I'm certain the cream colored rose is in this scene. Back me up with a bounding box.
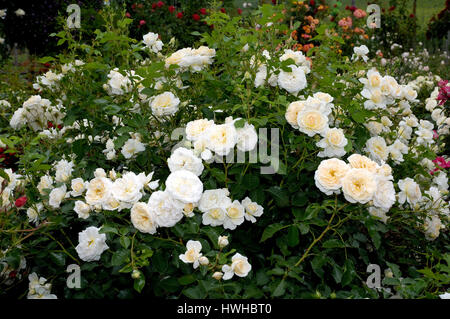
[165,48,193,67]
[297,108,329,137]
[341,168,377,204]
[204,123,237,156]
[186,119,214,141]
[285,101,306,128]
[365,136,389,163]
[367,69,382,88]
[347,154,379,173]
[85,177,113,206]
[131,202,158,234]
[231,253,252,277]
[314,158,350,195]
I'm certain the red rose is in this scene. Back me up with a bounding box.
[199,8,207,15]
[168,5,175,13]
[177,12,183,19]
[220,8,226,13]
[152,3,157,9]
[15,196,27,208]
[389,6,396,11]
[139,20,146,26]
[131,3,136,10]
[57,124,63,130]
[192,13,200,21]
[237,8,242,15]
[272,0,276,4]
[47,121,54,128]
[310,0,315,6]
[409,13,415,18]
[157,1,164,8]
[126,12,131,18]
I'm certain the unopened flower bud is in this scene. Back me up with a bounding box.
[131,269,141,279]
[218,236,229,248]
[199,256,209,266]
[212,272,223,280]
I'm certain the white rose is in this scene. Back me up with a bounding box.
[74,201,91,219]
[236,123,258,152]
[75,226,109,262]
[285,101,306,129]
[347,154,379,173]
[341,168,377,204]
[148,191,184,227]
[223,200,245,230]
[37,175,53,195]
[49,185,68,208]
[111,172,143,204]
[121,138,145,159]
[150,92,180,117]
[373,178,396,211]
[185,119,214,141]
[198,188,231,212]
[131,202,158,234]
[398,177,422,206]
[297,108,329,137]
[277,64,307,96]
[179,240,202,269]
[365,136,389,163]
[314,158,350,195]
[204,123,238,156]
[71,178,87,197]
[143,32,163,53]
[317,128,348,158]
[241,197,264,223]
[54,159,74,183]
[168,147,204,176]
[85,177,113,206]
[165,170,203,204]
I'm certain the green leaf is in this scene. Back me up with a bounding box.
[266,186,289,207]
[50,252,66,267]
[291,192,308,207]
[120,237,131,249]
[260,223,286,242]
[111,250,129,267]
[272,280,286,297]
[234,118,245,128]
[183,285,207,299]
[287,226,300,247]
[178,275,197,286]
[134,275,145,293]
[100,225,119,235]
[322,239,347,249]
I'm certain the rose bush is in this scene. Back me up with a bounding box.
[0,3,449,299]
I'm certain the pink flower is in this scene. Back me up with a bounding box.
[433,156,450,169]
[433,130,439,139]
[139,20,146,26]
[338,17,353,28]
[353,9,366,18]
